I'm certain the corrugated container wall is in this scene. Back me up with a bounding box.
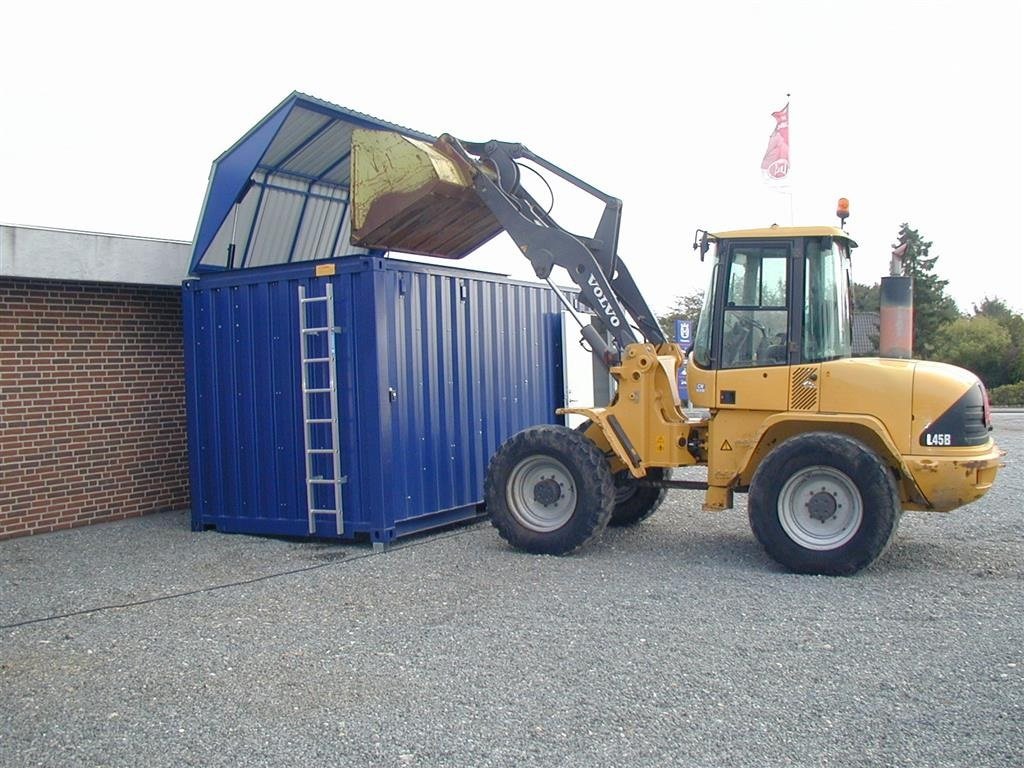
[183,257,567,545]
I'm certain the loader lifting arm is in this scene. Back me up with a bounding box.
[437,135,667,357]
[348,127,666,362]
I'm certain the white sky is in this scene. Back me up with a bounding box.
[1,0,1021,314]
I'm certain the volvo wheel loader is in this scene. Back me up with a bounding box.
[348,128,1004,575]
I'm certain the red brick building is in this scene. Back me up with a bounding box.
[0,225,191,539]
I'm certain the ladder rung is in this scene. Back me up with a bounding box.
[299,283,344,537]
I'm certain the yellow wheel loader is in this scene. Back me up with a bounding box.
[349,129,1005,575]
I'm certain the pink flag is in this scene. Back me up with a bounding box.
[761,103,790,181]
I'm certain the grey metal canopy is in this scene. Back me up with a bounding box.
[189,92,434,275]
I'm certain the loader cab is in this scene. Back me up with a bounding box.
[692,227,856,372]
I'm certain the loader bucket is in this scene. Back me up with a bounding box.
[350,129,503,259]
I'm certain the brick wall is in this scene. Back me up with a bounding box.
[0,277,189,539]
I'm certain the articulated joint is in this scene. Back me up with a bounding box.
[559,342,693,478]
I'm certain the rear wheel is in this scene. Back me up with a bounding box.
[575,420,667,526]
[748,432,900,576]
[486,425,615,554]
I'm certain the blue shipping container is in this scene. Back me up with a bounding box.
[182,256,567,545]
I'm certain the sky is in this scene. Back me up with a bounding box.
[1,1,1021,315]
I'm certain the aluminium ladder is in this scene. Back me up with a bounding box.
[298,283,347,535]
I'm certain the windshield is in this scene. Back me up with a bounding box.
[803,238,852,362]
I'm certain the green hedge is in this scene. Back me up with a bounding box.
[989,381,1024,407]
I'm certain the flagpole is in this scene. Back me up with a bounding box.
[787,92,793,225]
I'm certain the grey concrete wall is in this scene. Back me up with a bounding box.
[0,225,190,286]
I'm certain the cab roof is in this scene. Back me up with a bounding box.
[711,225,857,247]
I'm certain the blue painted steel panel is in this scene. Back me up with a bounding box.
[183,257,566,544]
[190,104,292,273]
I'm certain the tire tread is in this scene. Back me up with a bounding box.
[748,431,900,576]
[486,425,615,555]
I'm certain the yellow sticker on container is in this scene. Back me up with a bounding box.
[315,263,337,277]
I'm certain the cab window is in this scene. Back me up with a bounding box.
[803,238,852,362]
[721,245,789,368]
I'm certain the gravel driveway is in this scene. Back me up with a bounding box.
[2,414,1021,767]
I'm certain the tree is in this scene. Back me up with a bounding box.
[974,296,1016,324]
[853,282,880,312]
[933,316,1012,388]
[973,297,1024,385]
[658,289,704,340]
[894,224,959,358]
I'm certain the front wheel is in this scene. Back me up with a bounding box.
[486,425,615,555]
[748,432,900,576]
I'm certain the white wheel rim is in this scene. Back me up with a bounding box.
[506,455,577,532]
[777,465,863,551]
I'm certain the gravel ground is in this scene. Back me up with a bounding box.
[1,414,1021,768]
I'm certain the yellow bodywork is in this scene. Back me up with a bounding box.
[712,225,857,247]
[564,348,1003,515]
[905,360,1004,510]
[560,342,702,479]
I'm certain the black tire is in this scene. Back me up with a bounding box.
[748,432,900,576]
[574,420,666,527]
[486,425,615,555]
[609,468,668,526]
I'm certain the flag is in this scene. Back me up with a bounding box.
[761,103,790,182]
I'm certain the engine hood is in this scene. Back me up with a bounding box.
[818,358,983,455]
[911,361,989,450]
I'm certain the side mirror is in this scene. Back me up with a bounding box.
[693,229,711,261]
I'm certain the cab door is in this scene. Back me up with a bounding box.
[696,240,796,485]
[713,240,793,413]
